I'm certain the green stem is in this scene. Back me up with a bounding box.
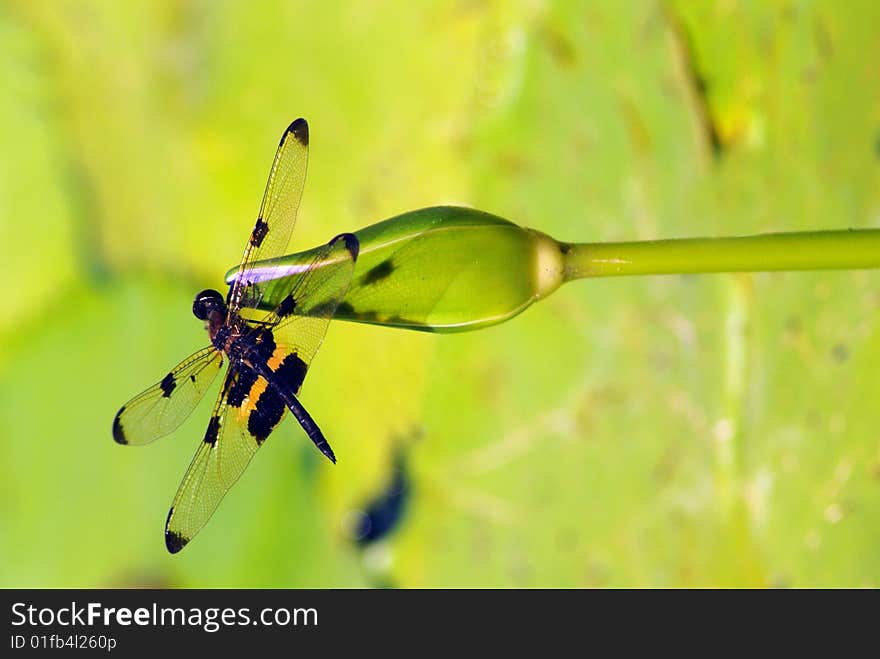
[561,229,880,280]
[233,208,880,333]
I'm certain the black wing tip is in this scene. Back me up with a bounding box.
[165,530,187,554]
[112,409,127,444]
[284,118,309,147]
[332,232,360,260]
[164,508,188,554]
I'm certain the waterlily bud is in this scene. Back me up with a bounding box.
[225,206,565,332]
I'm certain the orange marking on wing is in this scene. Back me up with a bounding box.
[238,377,268,422]
[267,345,288,371]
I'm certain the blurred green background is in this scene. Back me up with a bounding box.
[1,0,879,587]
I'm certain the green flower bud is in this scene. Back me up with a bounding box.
[225,206,565,332]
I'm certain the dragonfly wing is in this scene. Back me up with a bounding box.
[113,347,223,446]
[228,119,310,314]
[164,363,287,553]
[226,233,357,465]
[261,232,359,356]
[240,233,357,395]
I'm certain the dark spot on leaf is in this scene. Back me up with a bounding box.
[812,17,834,60]
[539,23,576,68]
[307,298,347,318]
[665,7,723,160]
[831,343,849,363]
[495,151,534,178]
[360,260,395,286]
[335,301,354,315]
[352,450,410,547]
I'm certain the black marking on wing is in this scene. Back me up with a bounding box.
[164,365,278,553]
[204,416,221,446]
[275,353,308,393]
[337,232,360,259]
[250,218,269,247]
[276,294,297,318]
[227,366,259,408]
[159,372,176,398]
[112,409,126,444]
[286,117,309,147]
[360,259,395,286]
[251,232,359,325]
[247,384,285,444]
[228,118,310,315]
[252,328,276,362]
[165,508,186,554]
[113,347,223,446]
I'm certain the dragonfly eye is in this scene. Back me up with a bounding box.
[192,289,225,320]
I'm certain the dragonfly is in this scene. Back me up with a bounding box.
[113,118,359,553]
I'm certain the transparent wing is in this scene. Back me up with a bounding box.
[163,235,357,552]
[113,347,223,446]
[163,363,288,553]
[244,233,359,391]
[228,118,310,315]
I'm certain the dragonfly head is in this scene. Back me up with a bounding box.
[192,289,226,321]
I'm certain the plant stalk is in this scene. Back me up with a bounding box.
[560,229,880,280]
